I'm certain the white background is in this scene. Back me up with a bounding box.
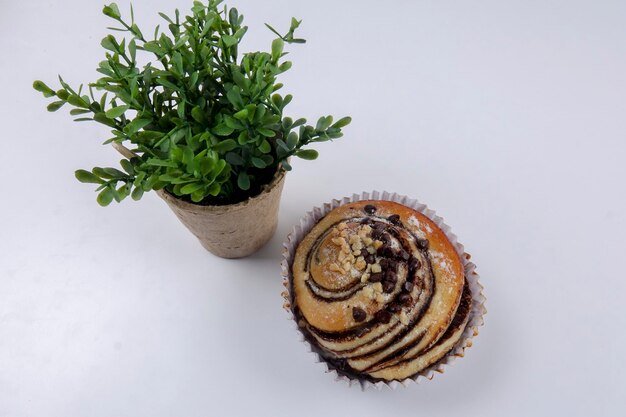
[1,0,625,416]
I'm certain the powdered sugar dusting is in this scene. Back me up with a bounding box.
[430,251,452,274]
[408,215,431,239]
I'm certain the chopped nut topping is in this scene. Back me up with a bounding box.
[363,237,373,246]
[363,286,375,298]
[355,257,367,270]
[372,282,383,293]
[366,246,376,255]
[338,251,347,262]
[329,263,342,273]
[343,262,351,272]
[371,263,382,273]
[373,240,384,249]
[375,293,386,303]
[337,222,347,230]
[341,243,351,254]
[349,234,360,245]
[361,273,370,282]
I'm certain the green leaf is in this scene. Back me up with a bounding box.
[228,7,239,27]
[105,105,129,119]
[115,184,129,201]
[316,115,333,131]
[276,138,289,152]
[213,139,238,153]
[97,188,114,206]
[191,190,204,203]
[226,87,243,108]
[259,139,271,153]
[131,186,144,201]
[286,131,298,149]
[261,155,274,165]
[100,35,117,52]
[146,158,177,167]
[66,95,88,108]
[124,118,152,134]
[292,118,307,128]
[189,72,199,88]
[225,152,243,166]
[47,101,65,112]
[93,167,126,179]
[257,127,275,137]
[232,70,249,91]
[224,115,243,129]
[70,108,91,116]
[181,182,205,194]
[33,80,55,97]
[222,35,238,47]
[56,89,69,100]
[212,124,235,136]
[191,106,205,123]
[264,23,282,38]
[130,23,143,39]
[271,94,283,108]
[332,116,352,129]
[234,26,248,41]
[172,52,184,74]
[271,38,284,61]
[237,130,249,145]
[75,169,104,184]
[129,39,137,62]
[143,41,163,54]
[102,3,121,19]
[281,160,292,171]
[290,17,301,31]
[296,149,319,160]
[233,109,248,121]
[237,172,250,190]
[207,182,221,196]
[158,12,174,24]
[120,159,134,175]
[251,157,266,168]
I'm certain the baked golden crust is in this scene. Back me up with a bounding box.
[291,200,468,381]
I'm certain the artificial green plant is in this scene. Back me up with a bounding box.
[34,1,350,205]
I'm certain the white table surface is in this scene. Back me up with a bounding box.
[1,0,625,416]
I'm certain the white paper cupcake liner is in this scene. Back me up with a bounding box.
[280,191,486,390]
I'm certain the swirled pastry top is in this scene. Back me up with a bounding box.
[291,200,470,381]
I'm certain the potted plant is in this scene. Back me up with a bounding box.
[33,1,351,258]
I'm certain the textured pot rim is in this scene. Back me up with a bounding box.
[157,168,286,214]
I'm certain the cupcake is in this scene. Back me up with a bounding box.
[282,194,484,386]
